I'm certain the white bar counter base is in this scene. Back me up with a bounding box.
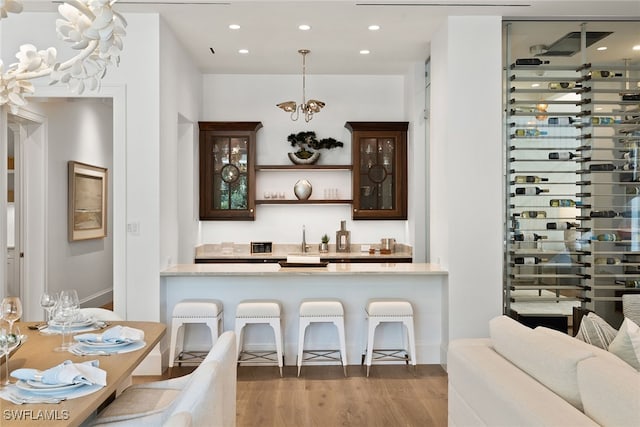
[160,263,448,366]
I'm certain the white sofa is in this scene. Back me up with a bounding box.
[447,315,640,427]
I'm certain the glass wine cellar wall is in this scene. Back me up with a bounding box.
[504,21,640,329]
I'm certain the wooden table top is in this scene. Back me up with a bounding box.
[0,321,166,427]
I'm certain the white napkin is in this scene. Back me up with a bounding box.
[12,360,107,386]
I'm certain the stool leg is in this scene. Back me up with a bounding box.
[333,318,348,377]
[269,318,284,377]
[297,318,310,377]
[365,318,380,377]
[235,319,246,361]
[205,319,219,348]
[168,319,182,368]
[404,318,417,375]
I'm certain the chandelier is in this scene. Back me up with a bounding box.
[0,0,127,113]
[277,49,325,122]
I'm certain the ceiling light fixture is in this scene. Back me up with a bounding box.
[238,49,249,54]
[597,46,607,51]
[0,0,127,113]
[633,45,640,51]
[368,24,380,31]
[277,49,325,122]
[228,24,240,30]
[360,50,370,55]
[298,24,311,31]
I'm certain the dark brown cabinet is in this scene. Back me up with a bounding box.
[199,122,262,220]
[346,122,408,220]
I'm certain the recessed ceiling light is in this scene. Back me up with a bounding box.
[596,46,607,51]
[368,25,380,31]
[238,49,249,54]
[633,45,640,51]
[228,24,240,30]
[360,50,370,55]
[298,24,311,31]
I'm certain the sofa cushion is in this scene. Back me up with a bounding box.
[575,312,618,349]
[448,338,599,427]
[608,317,640,370]
[490,315,594,409]
[577,355,640,427]
[536,326,631,369]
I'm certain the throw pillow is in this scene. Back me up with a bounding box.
[574,312,617,349]
[608,317,640,370]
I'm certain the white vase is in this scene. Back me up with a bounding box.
[294,179,312,200]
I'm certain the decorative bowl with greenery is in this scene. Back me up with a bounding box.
[287,131,343,165]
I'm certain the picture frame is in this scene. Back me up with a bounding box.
[68,161,108,241]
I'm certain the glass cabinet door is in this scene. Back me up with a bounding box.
[346,122,408,220]
[199,122,262,220]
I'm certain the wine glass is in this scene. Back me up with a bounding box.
[40,291,58,323]
[0,324,21,385]
[53,290,79,352]
[1,297,22,334]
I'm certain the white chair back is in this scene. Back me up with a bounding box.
[622,294,640,326]
[80,307,123,321]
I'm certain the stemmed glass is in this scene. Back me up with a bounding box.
[1,297,22,334]
[53,290,79,352]
[40,291,58,323]
[0,324,21,386]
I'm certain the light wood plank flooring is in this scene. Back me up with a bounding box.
[135,364,448,427]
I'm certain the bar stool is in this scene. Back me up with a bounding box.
[235,300,284,377]
[169,299,223,367]
[363,299,416,377]
[296,299,347,377]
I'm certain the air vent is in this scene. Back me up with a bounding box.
[536,31,612,57]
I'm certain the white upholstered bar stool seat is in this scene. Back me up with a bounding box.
[169,299,223,368]
[363,299,416,377]
[235,300,284,377]
[297,299,348,377]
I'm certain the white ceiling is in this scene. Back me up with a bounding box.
[19,0,640,75]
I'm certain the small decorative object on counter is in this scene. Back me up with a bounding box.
[336,220,351,253]
[320,234,329,253]
[294,179,313,200]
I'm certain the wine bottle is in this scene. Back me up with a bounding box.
[620,163,637,171]
[595,257,621,265]
[520,210,547,219]
[593,233,620,241]
[590,70,622,78]
[548,152,578,160]
[515,187,549,195]
[513,233,547,241]
[516,58,550,66]
[590,210,618,218]
[592,117,618,125]
[546,222,579,230]
[515,175,549,183]
[515,128,548,137]
[626,187,640,195]
[550,199,579,207]
[589,163,616,171]
[548,82,581,90]
[547,117,576,125]
[514,256,546,264]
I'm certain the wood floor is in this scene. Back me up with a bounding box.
[135,364,448,427]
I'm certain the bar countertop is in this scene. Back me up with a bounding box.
[161,262,447,276]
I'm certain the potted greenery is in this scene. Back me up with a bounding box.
[320,234,330,253]
[287,131,343,165]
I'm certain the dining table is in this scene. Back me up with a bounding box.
[0,321,166,427]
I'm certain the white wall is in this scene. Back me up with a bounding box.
[42,99,114,306]
[430,16,504,341]
[200,74,412,248]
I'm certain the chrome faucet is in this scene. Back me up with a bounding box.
[301,225,307,253]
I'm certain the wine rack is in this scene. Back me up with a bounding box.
[505,34,640,326]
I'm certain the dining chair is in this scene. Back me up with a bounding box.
[91,331,237,426]
[622,294,640,326]
[79,307,123,321]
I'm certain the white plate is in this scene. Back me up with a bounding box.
[48,317,94,329]
[16,380,85,394]
[77,340,135,348]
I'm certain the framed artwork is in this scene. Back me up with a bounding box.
[68,161,108,241]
